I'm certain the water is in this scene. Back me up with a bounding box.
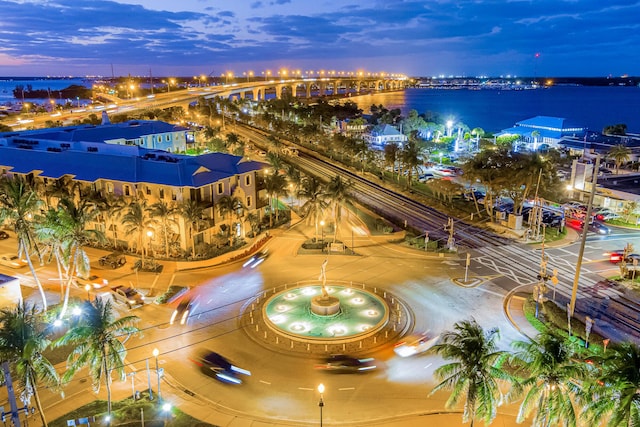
[0,77,89,104]
[2,77,638,133]
[349,85,640,133]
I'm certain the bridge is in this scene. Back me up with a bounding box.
[204,76,409,101]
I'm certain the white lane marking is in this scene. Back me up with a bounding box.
[424,363,433,369]
[299,387,313,391]
[339,387,355,391]
[260,380,271,385]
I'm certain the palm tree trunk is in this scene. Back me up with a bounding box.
[163,224,170,257]
[33,387,48,427]
[24,246,47,311]
[103,355,112,416]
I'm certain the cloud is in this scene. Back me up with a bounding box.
[0,0,638,76]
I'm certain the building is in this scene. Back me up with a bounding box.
[365,124,408,149]
[559,131,640,163]
[0,120,269,256]
[497,116,586,150]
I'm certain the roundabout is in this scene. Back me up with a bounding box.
[241,259,413,354]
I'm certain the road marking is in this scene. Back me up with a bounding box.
[338,387,355,391]
[423,363,432,369]
[259,380,271,385]
[299,387,313,391]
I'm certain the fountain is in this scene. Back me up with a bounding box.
[253,259,407,349]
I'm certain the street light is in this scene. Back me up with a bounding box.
[317,383,325,427]
[152,348,161,401]
[146,230,153,258]
[85,284,91,301]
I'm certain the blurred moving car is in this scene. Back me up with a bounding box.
[566,218,611,235]
[315,354,377,373]
[607,250,640,264]
[0,231,9,240]
[99,253,127,269]
[197,351,251,384]
[76,274,106,289]
[170,296,199,325]
[394,333,440,357]
[0,253,27,269]
[242,249,269,269]
[110,284,145,307]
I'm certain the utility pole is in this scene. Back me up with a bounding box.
[569,155,600,316]
[1,361,22,427]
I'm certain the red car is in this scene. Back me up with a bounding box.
[607,251,640,264]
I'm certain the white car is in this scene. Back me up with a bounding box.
[0,253,28,269]
[394,333,440,357]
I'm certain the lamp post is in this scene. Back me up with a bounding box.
[85,284,91,301]
[320,220,325,252]
[152,348,161,401]
[317,383,325,427]
[146,230,153,259]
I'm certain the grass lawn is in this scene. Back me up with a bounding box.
[50,392,218,427]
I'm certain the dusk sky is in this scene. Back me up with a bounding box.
[1,0,639,78]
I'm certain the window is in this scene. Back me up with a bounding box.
[217,183,223,194]
[245,175,251,186]
[246,196,252,207]
[172,192,177,201]
[165,134,170,142]
[146,187,151,195]
[159,188,165,199]
[106,182,114,193]
[124,185,131,196]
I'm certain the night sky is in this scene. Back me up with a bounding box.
[0,0,638,78]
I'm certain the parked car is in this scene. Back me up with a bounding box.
[0,231,9,240]
[418,172,436,183]
[99,253,127,269]
[394,333,440,357]
[197,351,251,384]
[588,221,611,235]
[170,296,199,325]
[315,354,377,373]
[0,253,27,269]
[242,249,269,269]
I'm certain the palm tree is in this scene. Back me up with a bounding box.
[608,144,632,174]
[384,142,400,180]
[0,175,47,310]
[298,176,328,241]
[285,164,302,207]
[38,198,104,317]
[217,195,245,243]
[178,199,206,257]
[325,175,354,245]
[509,328,587,427]
[0,302,59,427]
[430,319,512,427]
[581,341,640,426]
[401,140,421,188]
[245,212,261,236]
[264,173,288,228]
[55,298,140,417]
[121,200,154,260]
[471,127,485,151]
[148,200,178,257]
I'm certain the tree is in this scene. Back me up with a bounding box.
[148,201,178,257]
[264,173,288,227]
[121,200,153,260]
[0,302,59,427]
[400,140,422,188]
[582,341,640,426]
[430,319,512,427]
[55,298,140,417]
[608,144,631,174]
[178,199,206,257]
[298,176,328,241]
[325,175,355,246]
[0,175,47,310]
[509,328,586,427]
[384,142,400,180]
[603,124,627,136]
[36,198,104,317]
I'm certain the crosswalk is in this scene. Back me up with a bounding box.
[472,242,624,302]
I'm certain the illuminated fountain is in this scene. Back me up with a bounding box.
[261,259,391,344]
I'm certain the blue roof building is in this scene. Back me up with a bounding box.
[496,116,586,150]
[0,120,269,256]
